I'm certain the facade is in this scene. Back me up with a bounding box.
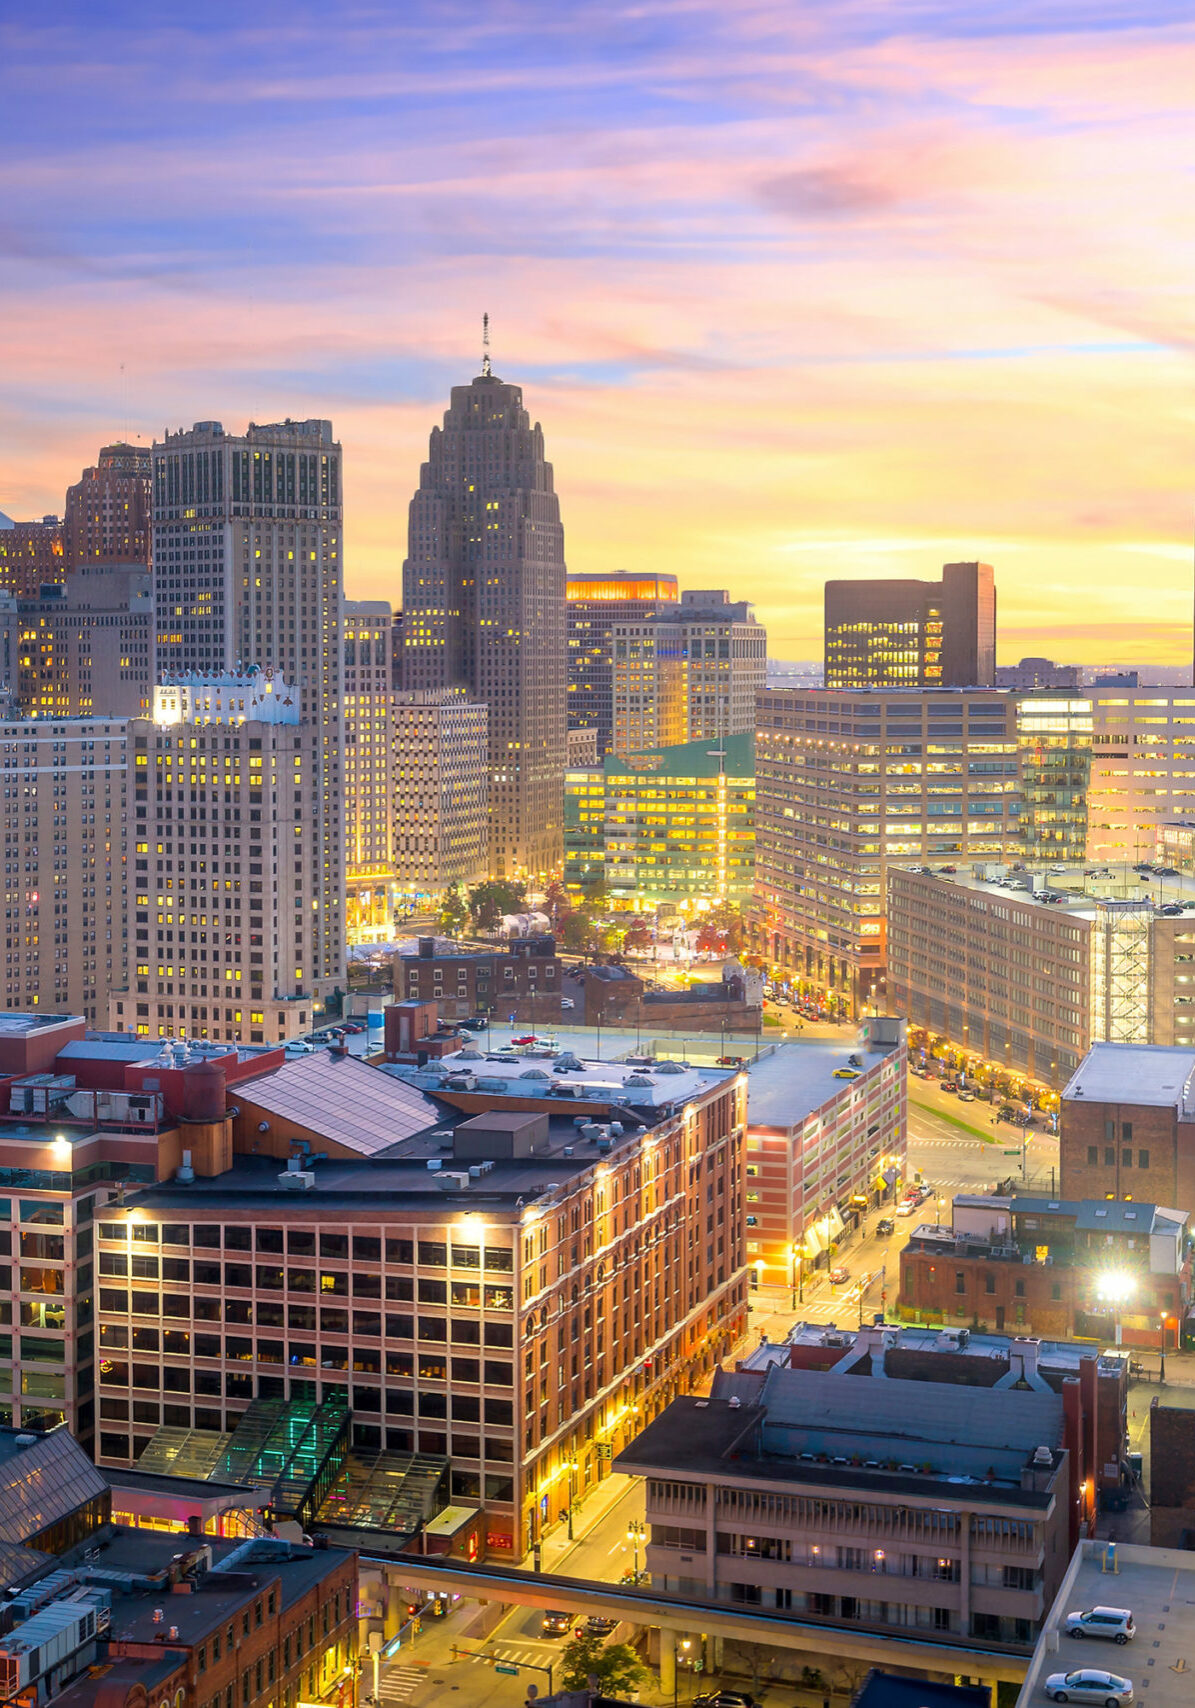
[0,717,128,1024]
[996,658,1081,691]
[751,689,1021,1016]
[566,570,678,756]
[1086,691,1195,863]
[344,600,396,943]
[151,418,344,996]
[1017,696,1093,864]
[401,363,566,879]
[565,733,755,910]
[16,566,152,719]
[611,591,766,760]
[391,689,489,902]
[1059,1041,1195,1217]
[616,1352,1070,1647]
[900,1194,1189,1347]
[110,675,320,1046]
[0,513,63,599]
[393,934,559,1021]
[92,1047,749,1561]
[62,442,151,569]
[741,1023,906,1295]
[887,864,1195,1090]
[824,562,995,690]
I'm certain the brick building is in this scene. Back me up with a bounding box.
[1060,1041,1195,1212]
[394,935,561,1023]
[899,1194,1189,1348]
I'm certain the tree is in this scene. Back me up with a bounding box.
[437,886,468,936]
[703,900,744,953]
[559,910,598,954]
[559,1629,646,1696]
[467,879,527,931]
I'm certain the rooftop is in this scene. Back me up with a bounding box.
[394,1045,733,1115]
[1017,1539,1195,1708]
[895,860,1195,921]
[1062,1042,1195,1111]
[59,1034,268,1067]
[0,1013,84,1038]
[745,1036,902,1130]
[737,1322,1129,1383]
[236,1050,444,1156]
[856,1673,991,1708]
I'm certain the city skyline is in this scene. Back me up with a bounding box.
[2,4,1194,666]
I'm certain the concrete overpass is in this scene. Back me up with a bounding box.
[358,1553,1030,1691]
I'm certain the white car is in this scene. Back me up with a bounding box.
[1065,1608,1135,1645]
[561,997,575,1010]
[896,1198,919,1217]
[1045,1670,1133,1707]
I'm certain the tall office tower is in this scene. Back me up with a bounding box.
[0,514,63,597]
[824,561,996,689]
[152,419,344,994]
[111,675,319,1046]
[610,590,766,758]
[1083,689,1195,863]
[17,566,152,718]
[750,687,1021,1015]
[401,362,566,879]
[0,716,128,1023]
[63,443,151,568]
[566,570,678,756]
[391,690,489,903]
[344,600,396,943]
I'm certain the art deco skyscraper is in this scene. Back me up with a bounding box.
[151,419,344,994]
[402,351,566,879]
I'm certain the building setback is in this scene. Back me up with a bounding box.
[401,360,566,879]
[750,689,1021,1015]
[151,419,344,996]
[824,562,995,690]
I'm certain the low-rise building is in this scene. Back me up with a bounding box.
[741,1023,907,1294]
[394,934,561,1023]
[887,863,1195,1090]
[1059,1041,1195,1221]
[615,1351,1071,1647]
[899,1194,1189,1348]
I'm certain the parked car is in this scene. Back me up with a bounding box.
[896,1198,919,1217]
[717,1055,747,1067]
[1044,1669,1133,1705]
[541,1610,574,1636]
[693,1695,754,1708]
[1065,1607,1136,1645]
[875,1217,895,1236]
[561,997,576,1010]
[829,1265,850,1285]
[957,1089,975,1102]
[832,1067,860,1081]
[284,1041,314,1055]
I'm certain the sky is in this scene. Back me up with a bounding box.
[1,0,1194,665]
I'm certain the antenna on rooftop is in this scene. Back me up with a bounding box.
[481,312,491,378]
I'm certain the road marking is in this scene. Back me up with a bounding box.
[379,1666,426,1702]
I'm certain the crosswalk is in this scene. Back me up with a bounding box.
[377,1665,425,1703]
[462,1641,557,1670]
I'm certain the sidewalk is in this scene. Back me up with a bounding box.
[530,1465,639,1576]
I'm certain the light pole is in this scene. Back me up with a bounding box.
[566,1459,578,1540]
[1096,1271,1134,1347]
[627,1518,646,1583]
[1160,1314,1168,1383]
[790,1243,804,1309]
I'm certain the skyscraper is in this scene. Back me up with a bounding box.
[610,590,767,758]
[824,561,996,689]
[151,419,344,995]
[63,442,151,569]
[566,569,678,755]
[344,599,396,942]
[401,355,566,879]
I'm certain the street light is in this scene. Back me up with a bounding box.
[791,1242,804,1309]
[566,1459,578,1540]
[627,1518,646,1583]
[1096,1270,1135,1347]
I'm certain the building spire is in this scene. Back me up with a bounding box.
[481,312,491,378]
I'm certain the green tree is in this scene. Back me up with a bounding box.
[559,910,598,954]
[559,1629,646,1696]
[703,900,744,953]
[467,879,528,931]
[438,886,468,936]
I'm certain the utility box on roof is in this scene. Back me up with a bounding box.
[454,1111,549,1160]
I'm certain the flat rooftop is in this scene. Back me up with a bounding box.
[1062,1042,1195,1111]
[396,1045,733,1113]
[1017,1539,1195,1708]
[895,860,1195,920]
[59,1034,272,1067]
[736,1322,1129,1381]
[744,1037,901,1129]
[0,1013,83,1036]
